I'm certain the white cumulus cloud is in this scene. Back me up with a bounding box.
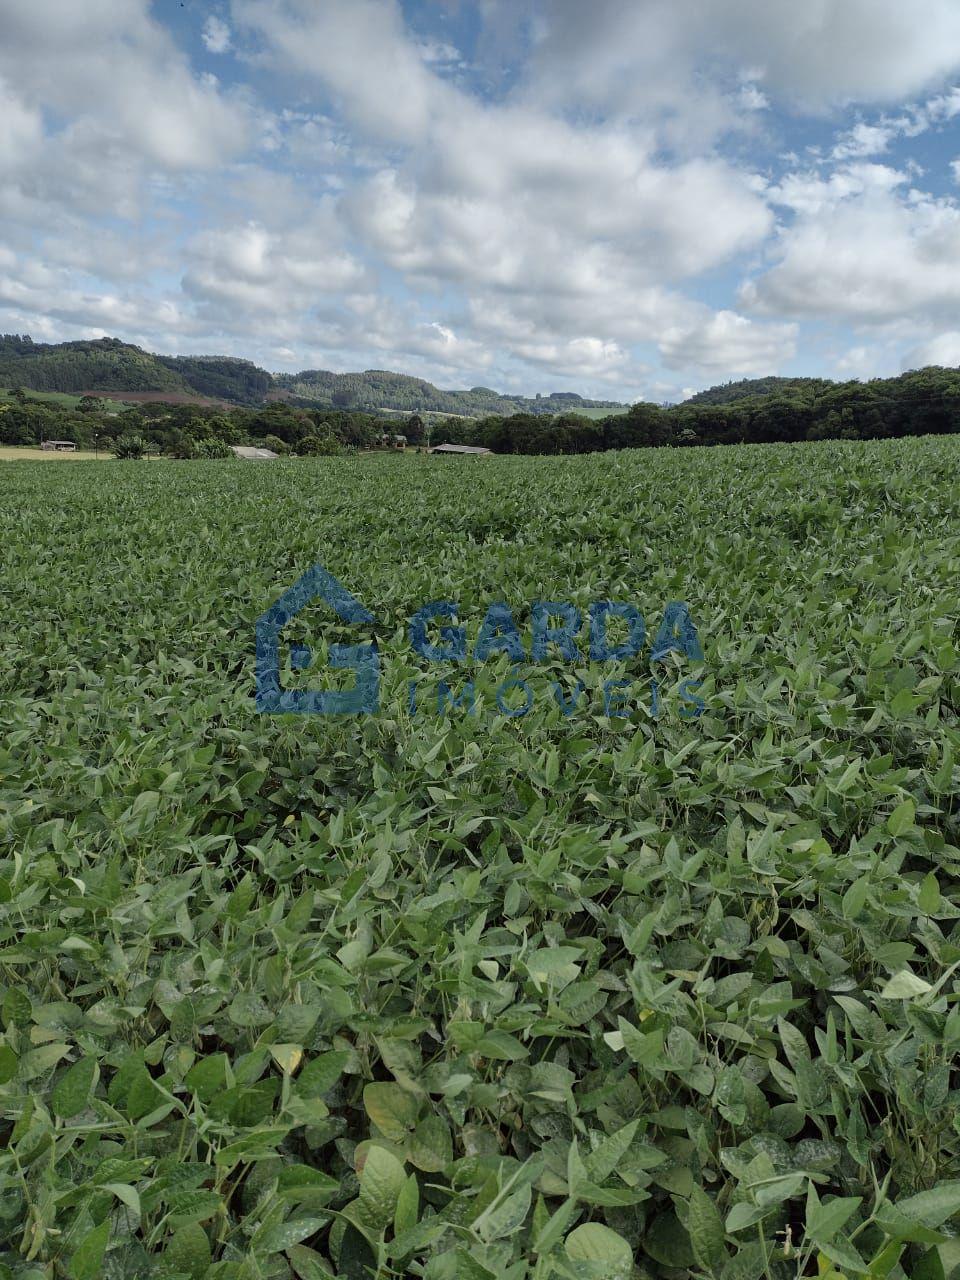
[202,16,233,54]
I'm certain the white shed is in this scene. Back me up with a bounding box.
[231,445,279,460]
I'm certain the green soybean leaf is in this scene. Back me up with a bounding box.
[894,1182,960,1229]
[918,872,941,915]
[70,1220,109,1280]
[688,1186,726,1272]
[806,1196,862,1244]
[478,1184,531,1242]
[887,799,916,837]
[358,1145,407,1232]
[879,971,933,1000]
[0,1044,18,1085]
[254,1217,327,1254]
[394,1173,419,1238]
[165,1223,211,1279]
[51,1056,98,1118]
[566,1222,634,1279]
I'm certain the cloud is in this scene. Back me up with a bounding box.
[182,219,367,319]
[743,165,960,323]
[904,332,960,368]
[658,310,797,374]
[416,40,463,67]
[236,0,776,392]
[0,76,43,172]
[832,344,890,378]
[232,0,445,144]
[827,87,960,162]
[0,245,192,340]
[739,84,770,112]
[0,0,250,171]
[202,16,233,54]
[476,331,632,381]
[521,0,960,123]
[831,123,896,161]
[765,161,907,216]
[5,0,960,397]
[346,138,771,289]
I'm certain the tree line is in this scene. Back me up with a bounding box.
[432,366,960,453]
[0,395,390,455]
[3,365,960,456]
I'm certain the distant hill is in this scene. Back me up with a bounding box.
[11,333,955,423]
[683,376,835,406]
[270,368,624,416]
[0,334,628,417]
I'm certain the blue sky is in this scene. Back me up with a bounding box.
[2,1,960,402]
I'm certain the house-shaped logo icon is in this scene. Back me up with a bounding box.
[255,565,379,715]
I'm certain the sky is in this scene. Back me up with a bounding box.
[3,2,960,402]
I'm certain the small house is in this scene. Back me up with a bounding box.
[41,440,76,452]
[429,443,492,456]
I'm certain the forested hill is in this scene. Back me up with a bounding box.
[0,334,625,415]
[0,335,189,395]
[156,353,273,403]
[269,368,622,416]
[683,375,835,405]
[0,336,272,405]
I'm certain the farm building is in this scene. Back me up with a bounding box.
[429,443,492,456]
[230,445,279,460]
[40,440,76,452]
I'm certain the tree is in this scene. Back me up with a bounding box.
[113,435,145,459]
[206,413,242,444]
[299,428,340,456]
[0,403,60,445]
[405,413,425,445]
[183,415,211,440]
[165,430,195,459]
[78,395,104,414]
[248,404,307,445]
[193,438,232,458]
[116,406,145,433]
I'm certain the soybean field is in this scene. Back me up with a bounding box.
[1,437,960,1280]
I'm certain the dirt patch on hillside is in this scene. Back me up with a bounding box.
[80,390,235,408]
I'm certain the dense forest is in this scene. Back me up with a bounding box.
[155,353,273,404]
[683,374,835,406]
[0,336,188,394]
[5,364,960,457]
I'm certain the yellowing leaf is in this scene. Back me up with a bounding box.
[270,1043,304,1074]
[363,1082,419,1142]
